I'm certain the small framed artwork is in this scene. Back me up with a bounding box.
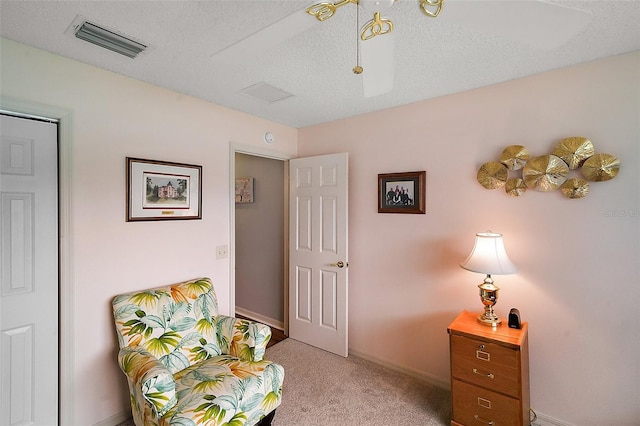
[235,177,254,204]
[378,171,426,214]
[126,157,202,221]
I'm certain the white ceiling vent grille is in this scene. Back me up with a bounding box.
[240,82,293,104]
[70,18,146,58]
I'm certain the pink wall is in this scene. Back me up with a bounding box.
[1,38,297,426]
[299,51,640,425]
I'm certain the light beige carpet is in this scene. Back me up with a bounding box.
[117,338,451,426]
[266,338,450,426]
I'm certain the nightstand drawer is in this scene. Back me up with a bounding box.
[451,334,520,397]
[451,334,518,368]
[452,379,521,426]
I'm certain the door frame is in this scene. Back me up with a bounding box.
[229,143,294,332]
[1,97,73,425]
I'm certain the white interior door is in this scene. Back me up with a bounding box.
[1,114,58,425]
[289,153,348,357]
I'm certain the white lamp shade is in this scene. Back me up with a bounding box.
[460,232,517,275]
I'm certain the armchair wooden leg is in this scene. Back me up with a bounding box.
[256,410,276,426]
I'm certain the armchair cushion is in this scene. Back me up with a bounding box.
[166,354,284,425]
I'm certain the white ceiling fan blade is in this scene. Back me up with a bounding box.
[361,31,395,97]
[440,0,593,50]
[360,0,396,14]
[212,6,320,64]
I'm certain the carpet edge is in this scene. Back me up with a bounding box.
[348,348,451,391]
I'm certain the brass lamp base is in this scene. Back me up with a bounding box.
[477,275,502,327]
[477,312,502,326]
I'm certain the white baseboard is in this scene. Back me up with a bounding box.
[235,307,284,331]
[531,411,575,426]
[93,411,131,426]
[347,348,451,391]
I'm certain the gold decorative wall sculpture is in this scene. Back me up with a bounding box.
[500,145,530,170]
[476,137,620,199]
[505,177,527,197]
[552,137,594,169]
[522,155,569,191]
[581,153,620,182]
[477,162,508,189]
[560,178,590,199]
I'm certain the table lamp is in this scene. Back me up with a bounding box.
[460,231,517,326]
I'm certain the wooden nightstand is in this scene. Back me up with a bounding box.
[448,310,530,426]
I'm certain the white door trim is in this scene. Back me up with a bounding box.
[229,142,293,329]
[1,97,73,425]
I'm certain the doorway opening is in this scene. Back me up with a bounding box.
[230,144,293,342]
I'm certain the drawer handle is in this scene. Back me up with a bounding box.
[473,368,495,379]
[474,414,495,425]
[476,349,490,361]
[477,397,492,409]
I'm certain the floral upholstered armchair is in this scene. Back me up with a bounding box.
[112,277,284,426]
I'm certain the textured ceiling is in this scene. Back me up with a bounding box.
[1,0,639,128]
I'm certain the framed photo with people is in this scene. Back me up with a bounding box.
[378,171,426,214]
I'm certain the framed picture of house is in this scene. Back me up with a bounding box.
[126,157,202,221]
[378,171,426,214]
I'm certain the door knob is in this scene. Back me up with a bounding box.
[330,261,348,268]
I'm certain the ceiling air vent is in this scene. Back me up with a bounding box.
[72,19,146,58]
[240,82,293,104]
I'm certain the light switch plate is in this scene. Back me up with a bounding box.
[216,245,228,259]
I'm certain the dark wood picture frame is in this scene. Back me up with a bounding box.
[378,171,426,214]
[126,157,202,221]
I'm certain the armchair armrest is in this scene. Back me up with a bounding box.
[118,346,177,418]
[216,315,272,362]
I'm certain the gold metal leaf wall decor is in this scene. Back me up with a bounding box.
[552,137,594,169]
[505,177,527,197]
[581,153,620,181]
[476,136,620,199]
[477,162,508,189]
[561,178,590,199]
[522,155,569,191]
[500,145,530,170]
